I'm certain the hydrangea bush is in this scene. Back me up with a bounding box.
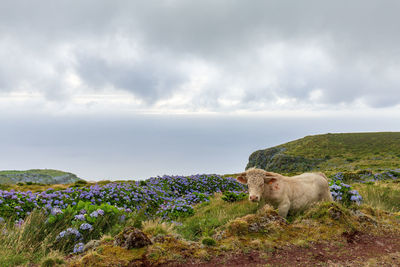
[329,172,363,206]
[0,174,246,222]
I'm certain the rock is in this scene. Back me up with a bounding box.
[83,239,101,252]
[114,227,152,249]
[351,210,377,225]
[246,146,325,173]
[226,204,286,236]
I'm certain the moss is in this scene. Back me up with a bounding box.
[193,249,210,260]
[227,219,249,235]
[40,258,56,267]
[225,204,286,237]
[40,252,65,267]
[201,237,216,246]
[70,245,147,267]
[298,202,354,226]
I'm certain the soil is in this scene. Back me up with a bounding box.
[162,232,400,267]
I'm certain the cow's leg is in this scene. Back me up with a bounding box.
[277,199,290,218]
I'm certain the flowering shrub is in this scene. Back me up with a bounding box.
[0,174,245,222]
[73,242,84,254]
[0,174,248,252]
[330,173,362,206]
[48,201,126,253]
[54,227,82,252]
[221,191,248,202]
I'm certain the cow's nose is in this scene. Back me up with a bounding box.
[249,195,259,201]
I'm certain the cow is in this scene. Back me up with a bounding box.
[236,168,333,218]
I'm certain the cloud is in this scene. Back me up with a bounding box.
[0,0,400,113]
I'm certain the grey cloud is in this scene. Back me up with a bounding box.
[0,0,400,109]
[75,53,186,103]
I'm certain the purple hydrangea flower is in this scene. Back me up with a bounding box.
[80,223,93,231]
[97,209,104,216]
[74,214,86,221]
[73,242,85,254]
[51,207,63,216]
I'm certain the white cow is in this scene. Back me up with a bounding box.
[237,168,333,218]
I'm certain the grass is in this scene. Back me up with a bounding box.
[2,173,400,265]
[353,181,400,212]
[0,169,82,185]
[0,169,69,177]
[247,132,400,174]
[175,194,259,240]
[0,210,71,266]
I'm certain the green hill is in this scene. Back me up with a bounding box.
[246,132,400,174]
[0,169,83,185]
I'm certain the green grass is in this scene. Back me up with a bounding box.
[353,182,400,212]
[175,194,259,240]
[0,169,82,185]
[0,169,69,177]
[247,132,400,174]
[0,210,69,266]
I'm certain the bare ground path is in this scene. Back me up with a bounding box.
[163,232,400,267]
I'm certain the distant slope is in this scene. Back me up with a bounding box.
[0,169,83,184]
[246,132,400,174]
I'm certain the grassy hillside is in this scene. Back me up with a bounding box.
[246,132,400,174]
[0,169,82,185]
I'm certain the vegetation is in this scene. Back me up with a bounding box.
[0,169,83,185]
[1,132,400,265]
[247,132,400,174]
[0,171,399,266]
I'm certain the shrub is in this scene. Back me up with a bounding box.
[221,191,247,202]
[74,180,88,186]
[329,177,362,206]
[49,201,127,253]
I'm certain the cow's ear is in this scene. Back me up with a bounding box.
[263,177,277,185]
[236,173,247,184]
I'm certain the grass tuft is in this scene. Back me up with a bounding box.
[175,194,259,240]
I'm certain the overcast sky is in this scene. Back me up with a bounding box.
[1,1,399,180]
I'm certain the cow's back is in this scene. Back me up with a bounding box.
[286,173,331,211]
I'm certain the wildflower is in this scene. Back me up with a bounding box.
[57,228,82,240]
[330,184,341,190]
[15,218,24,228]
[90,211,99,218]
[97,209,104,216]
[57,230,66,240]
[74,214,86,221]
[80,223,93,231]
[73,242,85,254]
[51,207,63,216]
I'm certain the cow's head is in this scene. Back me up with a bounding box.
[237,168,278,202]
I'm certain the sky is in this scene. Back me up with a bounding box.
[1,1,399,180]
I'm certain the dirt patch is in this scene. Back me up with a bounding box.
[163,251,266,267]
[264,232,400,267]
[163,233,400,267]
